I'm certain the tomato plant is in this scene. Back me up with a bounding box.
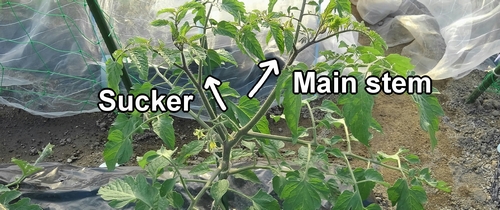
[98,0,449,209]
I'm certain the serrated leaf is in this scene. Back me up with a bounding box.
[104,130,129,171]
[410,91,444,149]
[280,178,326,210]
[210,180,229,201]
[221,0,246,21]
[241,28,265,60]
[283,78,301,143]
[319,100,342,115]
[97,177,136,208]
[4,197,42,210]
[128,47,149,81]
[233,169,261,184]
[213,21,238,38]
[405,154,420,164]
[237,96,270,134]
[145,154,171,180]
[385,54,414,77]
[130,82,153,97]
[219,82,240,98]
[332,190,364,210]
[216,49,237,66]
[189,163,211,175]
[99,174,159,209]
[176,140,205,164]
[249,189,280,210]
[137,150,158,168]
[283,27,294,53]
[269,22,284,54]
[0,190,22,206]
[371,117,383,133]
[387,179,427,210]
[338,72,374,146]
[152,114,175,149]
[105,113,145,170]
[106,58,123,94]
[11,158,42,178]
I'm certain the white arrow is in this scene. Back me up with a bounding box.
[247,58,281,99]
[203,76,227,111]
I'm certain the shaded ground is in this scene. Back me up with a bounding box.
[2,5,500,210]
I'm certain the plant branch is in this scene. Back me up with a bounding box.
[188,168,222,209]
[305,102,317,144]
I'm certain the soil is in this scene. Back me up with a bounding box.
[2,5,500,210]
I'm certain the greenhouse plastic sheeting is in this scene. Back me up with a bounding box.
[0,162,357,210]
[0,0,357,119]
[355,0,500,79]
[1,0,500,119]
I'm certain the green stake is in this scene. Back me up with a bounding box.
[86,0,133,93]
[466,62,500,104]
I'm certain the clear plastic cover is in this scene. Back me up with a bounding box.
[1,0,499,118]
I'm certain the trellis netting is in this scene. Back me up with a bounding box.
[0,0,499,119]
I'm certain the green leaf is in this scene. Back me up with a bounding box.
[233,169,261,184]
[104,130,129,171]
[283,78,302,143]
[130,82,153,97]
[241,27,265,60]
[176,140,205,164]
[249,189,280,210]
[280,178,326,210]
[105,113,145,170]
[152,114,176,149]
[216,48,238,66]
[189,163,211,175]
[160,178,177,197]
[404,154,421,164]
[137,150,158,168]
[100,174,159,209]
[106,58,123,94]
[128,47,149,81]
[237,96,270,134]
[219,82,241,98]
[157,8,176,16]
[332,190,364,210]
[283,27,294,53]
[268,0,278,13]
[210,180,229,201]
[318,100,342,115]
[410,90,444,149]
[269,22,284,54]
[387,179,427,210]
[0,190,22,206]
[385,54,414,77]
[11,158,42,178]
[3,197,42,210]
[338,72,374,146]
[385,54,415,77]
[213,21,238,38]
[371,117,383,133]
[221,0,246,21]
[151,19,170,27]
[171,192,184,209]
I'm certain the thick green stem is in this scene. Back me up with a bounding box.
[466,64,500,103]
